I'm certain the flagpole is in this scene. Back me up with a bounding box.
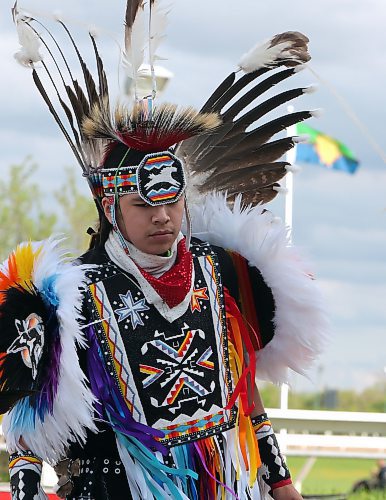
[285,105,297,244]
[279,105,297,454]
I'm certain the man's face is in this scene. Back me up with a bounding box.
[102,194,185,255]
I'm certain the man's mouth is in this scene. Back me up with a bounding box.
[150,230,174,237]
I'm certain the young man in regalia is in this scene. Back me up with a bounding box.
[0,2,327,499]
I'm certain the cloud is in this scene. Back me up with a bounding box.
[320,279,386,324]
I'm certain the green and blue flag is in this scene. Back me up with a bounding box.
[295,123,359,174]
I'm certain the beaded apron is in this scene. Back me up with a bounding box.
[84,240,237,447]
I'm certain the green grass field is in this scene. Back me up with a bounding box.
[287,456,386,498]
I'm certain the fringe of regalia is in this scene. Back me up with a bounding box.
[84,293,265,499]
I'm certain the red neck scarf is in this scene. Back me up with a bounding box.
[137,239,193,308]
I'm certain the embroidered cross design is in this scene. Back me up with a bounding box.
[115,291,150,329]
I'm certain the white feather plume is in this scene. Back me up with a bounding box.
[238,39,285,73]
[149,0,170,66]
[123,1,147,82]
[13,6,43,68]
[238,33,309,74]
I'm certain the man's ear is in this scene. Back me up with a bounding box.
[101,196,114,224]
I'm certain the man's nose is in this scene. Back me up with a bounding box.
[152,206,170,224]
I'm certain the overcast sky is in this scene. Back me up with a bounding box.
[1,1,386,393]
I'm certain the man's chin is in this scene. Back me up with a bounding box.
[138,242,173,256]
[146,234,177,254]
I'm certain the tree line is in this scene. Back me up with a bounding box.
[259,381,386,412]
[0,159,97,260]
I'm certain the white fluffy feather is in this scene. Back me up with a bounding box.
[149,0,169,66]
[13,11,43,67]
[238,38,303,74]
[3,237,96,463]
[189,193,329,385]
[123,2,147,82]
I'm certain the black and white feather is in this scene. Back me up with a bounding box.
[176,32,314,206]
[11,1,110,177]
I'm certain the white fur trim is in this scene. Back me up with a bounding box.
[190,193,329,385]
[3,237,96,463]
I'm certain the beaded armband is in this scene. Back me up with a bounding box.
[252,413,292,492]
[9,450,43,500]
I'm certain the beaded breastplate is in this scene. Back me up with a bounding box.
[84,241,237,446]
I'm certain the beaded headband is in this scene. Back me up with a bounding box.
[89,151,186,206]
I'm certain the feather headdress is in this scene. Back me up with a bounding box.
[11,0,315,207]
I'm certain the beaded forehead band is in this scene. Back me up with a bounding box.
[89,151,186,206]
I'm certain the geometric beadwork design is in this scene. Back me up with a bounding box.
[190,286,209,313]
[89,281,144,421]
[254,420,291,487]
[85,240,237,445]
